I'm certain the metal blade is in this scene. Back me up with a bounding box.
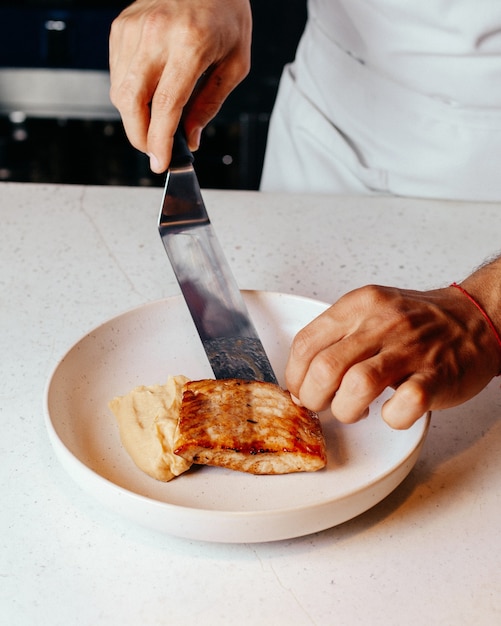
[158,135,277,383]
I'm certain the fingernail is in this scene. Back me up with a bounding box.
[189,127,202,151]
[290,394,302,406]
[148,153,161,173]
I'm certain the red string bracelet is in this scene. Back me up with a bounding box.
[450,282,501,352]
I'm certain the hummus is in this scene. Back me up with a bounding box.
[109,375,192,481]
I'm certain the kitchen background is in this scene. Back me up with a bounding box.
[0,0,306,189]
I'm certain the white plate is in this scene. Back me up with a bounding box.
[45,291,429,543]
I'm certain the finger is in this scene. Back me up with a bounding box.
[285,310,349,399]
[108,11,131,77]
[147,56,210,172]
[329,353,403,424]
[183,54,251,150]
[381,376,433,429]
[294,331,384,413]
[119,92,153,157]
[110,52,163,157]
[109,12,152,150]
[294,347,351,413]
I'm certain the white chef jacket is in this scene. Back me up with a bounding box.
[260,0,501,200]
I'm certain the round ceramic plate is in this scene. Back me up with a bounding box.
[45,291,429,543]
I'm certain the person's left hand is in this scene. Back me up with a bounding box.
[285,284,501,429]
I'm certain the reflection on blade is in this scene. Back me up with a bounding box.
[158,159,277,384]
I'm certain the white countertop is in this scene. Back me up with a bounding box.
[1,182,500,625]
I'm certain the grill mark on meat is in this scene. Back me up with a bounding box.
[174,379,327,474]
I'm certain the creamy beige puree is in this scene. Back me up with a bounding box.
[109,375,192,481]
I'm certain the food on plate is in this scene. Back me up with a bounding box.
[110,376,327,481]
[108,375,192,482]
[174,379,327,474]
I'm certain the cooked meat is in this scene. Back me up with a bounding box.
[174,379,327,474]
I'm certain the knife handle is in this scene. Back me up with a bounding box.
[170,127,195,168]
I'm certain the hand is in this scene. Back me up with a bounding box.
[285,284,501,429]
[109,0,252,172]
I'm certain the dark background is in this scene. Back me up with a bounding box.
[0,0,307,188]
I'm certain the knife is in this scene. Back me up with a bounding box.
[158,128,278,383]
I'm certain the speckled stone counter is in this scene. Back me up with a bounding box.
[2,182,500,625]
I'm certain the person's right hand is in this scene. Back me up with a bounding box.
[109,0,252,173]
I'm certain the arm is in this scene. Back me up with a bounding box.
[285,255,501,429]
[109,0,252,173]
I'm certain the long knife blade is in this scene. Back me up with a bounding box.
[158,129,277,383]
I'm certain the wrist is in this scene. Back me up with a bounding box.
[455,258,501,373]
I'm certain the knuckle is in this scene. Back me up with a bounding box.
[109,18,120,43]
[170,19,210,55]
[308,352,343,389]
[152,87,179,112]
[330,390,369,424]
[399,380,430,412]
[110,10,140,43]
[352,283,382,302]
[316,355,341,382]
[229,53,251,81]
[109,82,124,108]
[359,284,395,308]
[382,378,433,429]
[359,283,382,299]
[342,362,380,398]
[140,10,172,40]
[110,81,138,112]
[290,326,316,359]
